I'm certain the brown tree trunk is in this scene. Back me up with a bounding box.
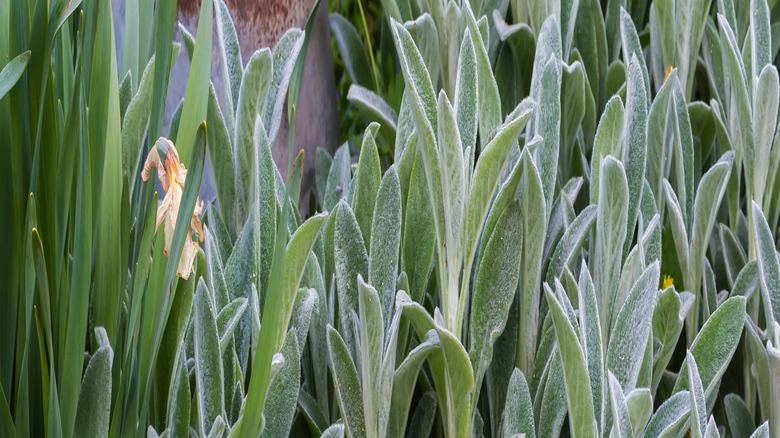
[175,0,340,214]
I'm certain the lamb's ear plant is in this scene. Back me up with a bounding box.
[0,50,29,100]
[700,5,780,246]
[649,0,712,98]
[317,6,537,435]
[4,0,780,436]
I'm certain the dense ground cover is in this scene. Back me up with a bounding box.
[1,0,780,437]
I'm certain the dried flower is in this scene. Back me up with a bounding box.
[142,137,204,279]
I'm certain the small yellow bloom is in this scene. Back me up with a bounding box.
[663,65,674,82]
[662,274,674,289]
[142,138,204,279]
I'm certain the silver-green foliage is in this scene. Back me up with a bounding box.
[5,0,780,437]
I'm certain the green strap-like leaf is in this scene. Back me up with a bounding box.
[166,345,191,438]
[401,149,436,304]
[376,309,402,436]
[216,297,248,354]
[330,13,374,88]
[120,56,155,187]
[407,391,438,438]
[718,15,753,186]
[438,90,466,327]
[405,13,441,92]
[606,262,659,394]
[621,54,648,259]
[686,351,707,438]
[766,337,780,436]
[626,389,652,436]
[749,423,770,438]
[619,8,650,101]
[390,20,447,301]
[194,279,225,437]
[608,371,632,438]
[74,328,113,438]
[531,52,561,219]
[462,0,501,150]
[502,369,535,438]
[335,202,369,357]
[724,393,756,438]
[58,60,92,434]
[461,98,535,329]
[455,30,478,154]
[322,424,346,438]
[0,383,13,437]
[538,352,568,438]
[262,29,304,144]
[752,66,778,206]
[529,16,562,124]
[214,0,242,129]
[644,390,691,437]
[560,60,587,165]
[395,90,416,161]
[645,70,674,208]
[369,166,402,328]
[674,296,746,399]
[155,262,197,422]
[517,152,547,376]
[0,50,30,101]
[325,144,351,212]
[679,0,712,98]
[577,266,604,432]
[547,205,598,282]
[546,288,595,438]
[327,325,366,438]
[470,201,523,399]
[283,213,328,344]
[205,226,230,308]
[92,0,125,351]
[750,0,771,85]
[148,0,178,141]
[391,19,437,140]
[357,276,383,437]
[234,49,273,224]
[752,201,780,328]
[353,123,382,248]
[298,390,329,434]
[347,85,398,138]
[175,0,212,163]
[595,157,629,334]
[652,288,692,394]
[263,331,301,438]
[399,295,475,438]
[687,153,733,341]
[290,287,318,358]
[388,329,440,437]
[315,149,334,209]
[672,80,695,228]
[591,95,625,204]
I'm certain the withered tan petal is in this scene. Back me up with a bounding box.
[142,137,204,278]
[191,199,205,243]
[141,147,166,190]
[178,233,197,279]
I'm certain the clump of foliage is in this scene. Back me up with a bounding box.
[1,0,780,437]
